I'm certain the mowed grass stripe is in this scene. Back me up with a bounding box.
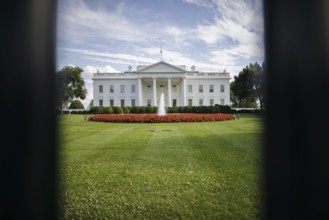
[138,123,199,168]
[59,114,262,219]
[122,123,230,219]
[60,120,153,163]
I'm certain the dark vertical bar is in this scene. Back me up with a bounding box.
[0,0,57,219]
[264,0,329,219]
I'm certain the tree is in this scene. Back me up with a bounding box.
[230,63,265,109]
[230,66,257,108]
[253,63,265,110]
[68,100,85,109]
[56,66,87,113]
[88,99,94,109]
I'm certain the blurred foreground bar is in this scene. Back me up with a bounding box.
[0,1,57,219]
[264,1,329,219]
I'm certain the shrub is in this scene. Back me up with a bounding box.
[145,106,154,113]
[112,106,118,114]
[123,106,130,114]
[212,105,220,113]
[138,106,146,114]
[117,107,123,114]
[90,106,102,114]
[201,106,211,113]
[191,106,199,113]
[102,107,110,114]
[177,106,185,113]
[130,106,138,114]
[184,106,192,113]
[69,100,84,109]
[108,106,113,114]
[221,105,232,113]
[170,106,178,113]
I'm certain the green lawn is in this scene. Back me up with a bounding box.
[58,114,263,219]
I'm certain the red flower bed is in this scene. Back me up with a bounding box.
[89,113,234,123]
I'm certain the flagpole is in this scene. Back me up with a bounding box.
[160,43,162,61]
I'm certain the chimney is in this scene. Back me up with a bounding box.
[128,65,132,72]
[191,65,195,72]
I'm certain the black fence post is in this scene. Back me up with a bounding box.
[0,1,57,219]
[264,1,329,219]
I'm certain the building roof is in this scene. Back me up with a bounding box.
[137,61,186,72]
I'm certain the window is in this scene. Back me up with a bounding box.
[160,85,164,93]
[188,85,192,93]
[110,99,114,106]
[221,99,225,105]
[199,99,203,106]
[199,85,203,93]
[210,85,214,93]
[131,85,135,93]
[131,99,136,106]
[210,99,214,106]
[220,85,225,92]
[188,99,192,106]
[147,99,151,106]
[120,85,124,93]
[99,99,103,107]
[173,99,177,107]
[99,85,103,93]
[121,99,125,107]
[147,85,151,93]
[110,85,114,93]
[172,85,177,93]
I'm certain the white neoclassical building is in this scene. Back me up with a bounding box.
[92,61,230,107]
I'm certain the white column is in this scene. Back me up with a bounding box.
[153,77,157,106]
[182,77,187,106]
[138,78,142,106]
[167,77,171,107]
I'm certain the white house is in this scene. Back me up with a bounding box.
[92,61,230,107]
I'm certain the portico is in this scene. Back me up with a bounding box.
[138,76,185,107]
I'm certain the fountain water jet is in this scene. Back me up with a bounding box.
[157,93,166,116]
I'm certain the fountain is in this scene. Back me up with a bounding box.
[157,93,166,116]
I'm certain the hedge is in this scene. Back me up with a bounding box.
[87,105,233,114]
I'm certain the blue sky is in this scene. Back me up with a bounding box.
[56,0,264,107]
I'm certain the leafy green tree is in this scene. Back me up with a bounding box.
[88,99,94,109]
[230,66,257,108]
[56,66,87,113]
[68,99,85,109]
[253,63,265,110]
[230,63,265,109]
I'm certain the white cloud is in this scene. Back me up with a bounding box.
[165,26,186,36]
[194,0,264,76]
[213,0,264,33]
[57,0,198,48]
[57,0,154,43]
[182,0,213,7]
[81,56,134,65]
[59,47,158,64]
[83,65,118,75]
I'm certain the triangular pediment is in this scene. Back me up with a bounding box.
[137,61,186,73]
